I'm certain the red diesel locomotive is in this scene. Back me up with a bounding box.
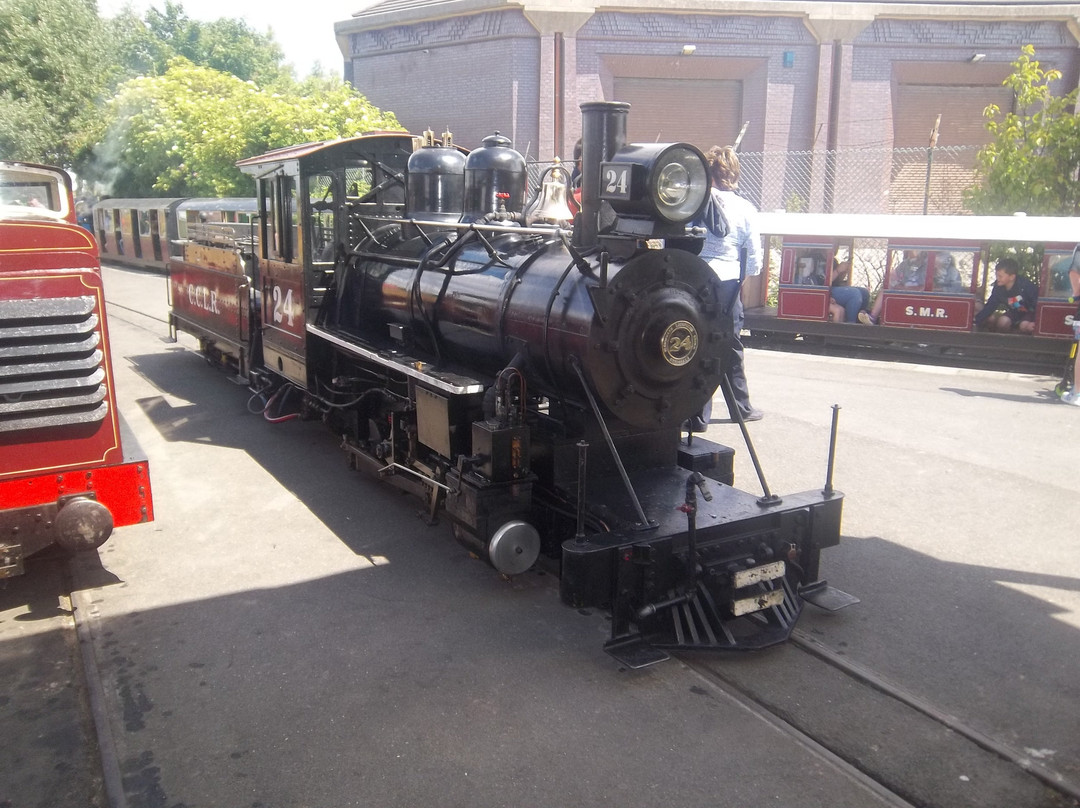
[0,161,154,578]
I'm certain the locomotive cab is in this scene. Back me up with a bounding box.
[236,134,415,389]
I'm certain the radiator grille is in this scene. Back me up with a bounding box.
[0,296,108,433]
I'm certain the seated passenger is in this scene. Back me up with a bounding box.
[859,250,927,324]
[893,250,928,288]
[796,250,828,286]
[1049,255,1074,295]
[932,252,964,293]
[973,258,1039,334]
[829,260,871,323]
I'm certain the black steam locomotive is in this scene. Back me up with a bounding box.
[167,102,854,666]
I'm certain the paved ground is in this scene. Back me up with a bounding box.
[2,264,1078,808]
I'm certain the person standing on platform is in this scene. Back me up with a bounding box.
[1060,317,1080,405]
[1060,263,1080,404]
[687,145,764,429]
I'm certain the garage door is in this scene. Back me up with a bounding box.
[614,77,742,151]
[894,84,1014,148]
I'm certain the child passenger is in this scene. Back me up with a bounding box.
[973,258,1038,334]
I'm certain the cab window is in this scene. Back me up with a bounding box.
[308,173,337,265]
[260,176,298,263]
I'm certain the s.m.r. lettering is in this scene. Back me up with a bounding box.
[905,305,947,318]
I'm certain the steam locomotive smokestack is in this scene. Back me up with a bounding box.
[575,101,629,249]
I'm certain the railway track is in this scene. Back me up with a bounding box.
[55,550,1080,808]
[742,317,1069,377]
[678,630,1080,808]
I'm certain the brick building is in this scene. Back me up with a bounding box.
[334,0,1080,212]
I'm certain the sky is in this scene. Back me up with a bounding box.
[95,1,376,76]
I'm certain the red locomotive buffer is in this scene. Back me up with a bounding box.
[0,161,153,578]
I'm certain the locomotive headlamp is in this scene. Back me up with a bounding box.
[600,143,709,228]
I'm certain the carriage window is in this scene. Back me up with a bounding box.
[286,181,298,262]
[1048,252,1078,296]
[930,250,969,294]
[111,210,124,254]
[345,163,374,250]
[886,250,928,290]
[308,173,337,264]
[0,178,58,212]
[258,179,273,260]
[346,164,373,201]
[793,249,828,286]
[98,209,112,247]
[138,210,151,237]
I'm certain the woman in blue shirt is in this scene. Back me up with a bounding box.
[690,145,764,427]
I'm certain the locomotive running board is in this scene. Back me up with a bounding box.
[307,324,485,395]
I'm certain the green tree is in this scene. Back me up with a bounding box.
[106,7,179,82]
[193,16,285,84]
[0,0,113,165]
[96,60,401,197]
[965,45,1080,216]
[106,1,288,86]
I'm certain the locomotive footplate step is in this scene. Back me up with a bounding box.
[798,580,860,611]
[603,635,671,669]
[572,467,842,539]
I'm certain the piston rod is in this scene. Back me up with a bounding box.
[570,357,655,529]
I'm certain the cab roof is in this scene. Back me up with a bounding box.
[236,132,415,174]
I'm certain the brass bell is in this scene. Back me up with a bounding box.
[531,162,575,225]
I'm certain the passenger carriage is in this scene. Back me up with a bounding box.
[747,212,1080,369]
[93,197,185,271]
[93,196,256,274]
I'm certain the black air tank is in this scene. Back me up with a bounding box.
[462,133,526,222]
[406,142,465,222]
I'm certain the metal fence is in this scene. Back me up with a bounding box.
[529,145,982,217]
[528,145,985,306]
[733,145,981,216]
